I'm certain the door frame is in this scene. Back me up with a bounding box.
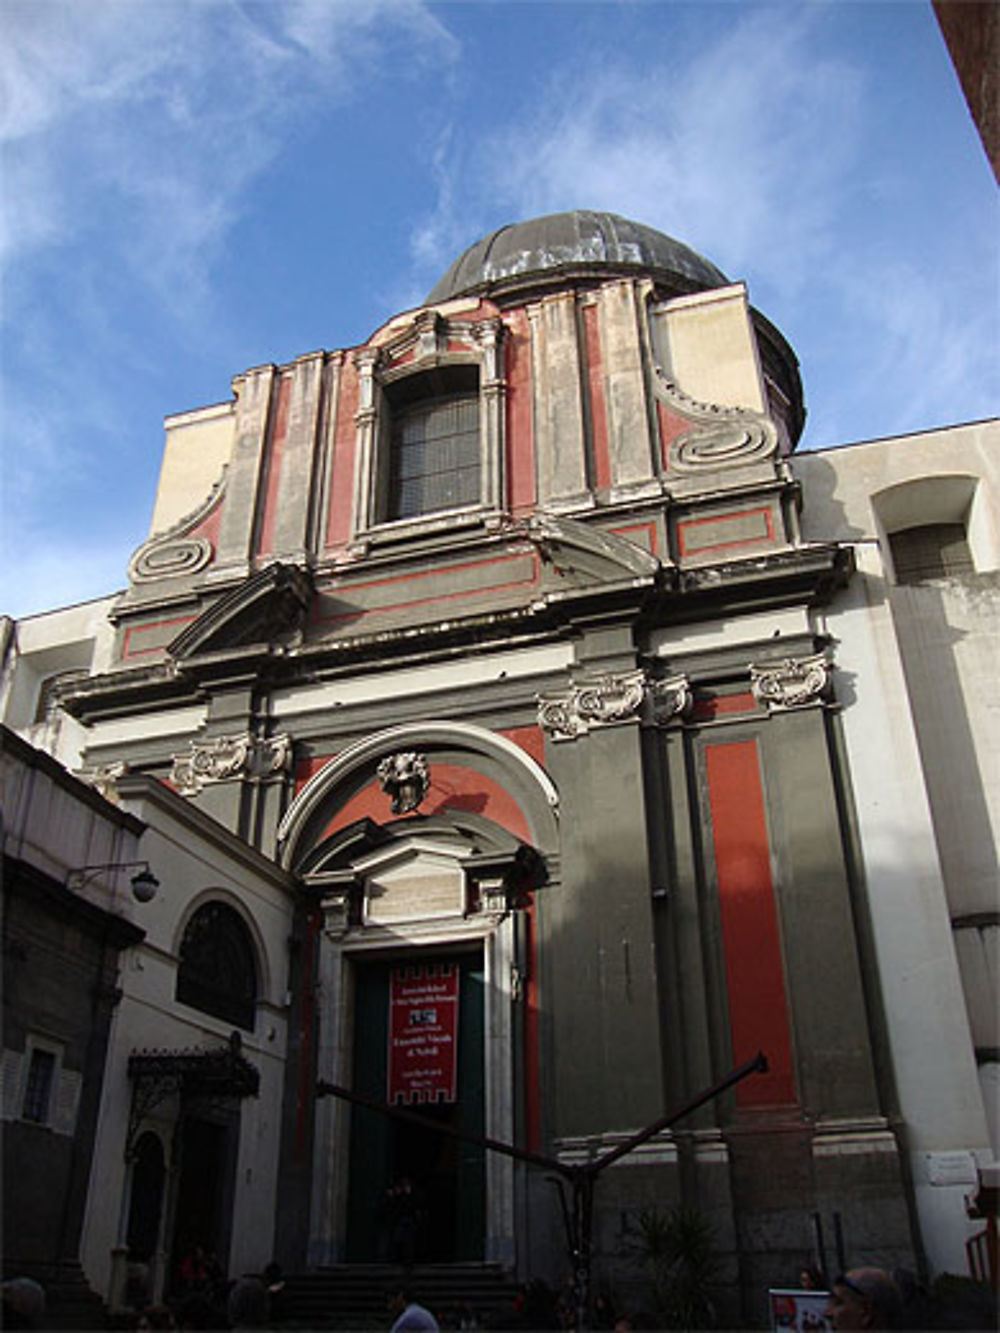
[308,914,518,1267]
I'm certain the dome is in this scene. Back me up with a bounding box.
[426,210,729,304]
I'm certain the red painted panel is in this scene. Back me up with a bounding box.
[311,763,532,846]
[312,552,539,626]
[692,691,759,721]
[609,520,660,558]
[325,357,360,550]
[189,495,223,547]
[257,374,292,558]
[501,724,546,767]
[296,907,321,1156]
[295,753,333,793]
[677,507,775,557]
[656,401,689,469]
[524,903,541,1150]
[445,302,495,324]
[122,615,197,659]
[505,310,536,514]
[583,302,611,491]
[705,740,797,1107]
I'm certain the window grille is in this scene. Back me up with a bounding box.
[889,523,973,584]
[22,1048,55,1123]
[387,392,481,521]
[176,902,258,1031]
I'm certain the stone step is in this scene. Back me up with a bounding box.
[279,1264,520,1329]
[4,1262,108,1331]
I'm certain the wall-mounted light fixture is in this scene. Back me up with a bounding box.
[65,861,160,904]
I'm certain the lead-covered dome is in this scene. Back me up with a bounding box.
[426,210,729,304]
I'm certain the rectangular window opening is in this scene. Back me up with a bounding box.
[889,522,973,584]
[22,1048,56,1124]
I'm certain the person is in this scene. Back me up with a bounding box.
[799,1266,827,1291]
[263,1261,287,1324]
[137,1305,177,1330]
[825,1269,902,1330]
[227,1275,270,1329]
[1,1278,46,1330]
[388,1177,421,1267]
[178,1244,210,1295]
[388,1284,439,1332]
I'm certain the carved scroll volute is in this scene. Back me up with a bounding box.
[538,670,647,741]
[653,368,778,474]
[749,652,832,711]
[171,733,292,796]
[646,674,693,726]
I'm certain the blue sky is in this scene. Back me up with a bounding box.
[2,0,997,619]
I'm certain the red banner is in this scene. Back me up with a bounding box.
[387,963,460,1105]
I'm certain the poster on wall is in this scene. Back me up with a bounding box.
[388,962,460,1105]
[768,1289,833,1331]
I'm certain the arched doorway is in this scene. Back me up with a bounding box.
[278,721,559,1270]
[125,1132,165,1307]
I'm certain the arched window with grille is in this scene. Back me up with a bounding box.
[176,902,258,1031]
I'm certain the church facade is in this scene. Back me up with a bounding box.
[2,212,996,1317]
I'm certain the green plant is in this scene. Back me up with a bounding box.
[620,1204,720,1329]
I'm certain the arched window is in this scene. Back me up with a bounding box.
[176,902,258,1031]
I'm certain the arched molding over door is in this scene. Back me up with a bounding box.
[277,720,559,873]
[126,1130,166,1263]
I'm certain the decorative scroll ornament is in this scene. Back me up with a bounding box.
[377,751,430,815]
[750,652,832,711]
[127,468,227,584]
[77,760,130,803]
[653,370,778,473]
[129,537,212,583]
[538,670,647,740]
[646,674,693,725]
[171,733,292,795]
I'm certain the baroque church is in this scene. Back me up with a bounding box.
[2,211,997,1323]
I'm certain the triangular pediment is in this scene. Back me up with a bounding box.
[168,563,312,661]
[528,512,662,586]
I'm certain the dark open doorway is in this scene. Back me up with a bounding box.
[170,1116,235,1287]
[127,1131,166,1263]
[346,953,485,1263]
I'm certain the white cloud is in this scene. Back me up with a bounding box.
[409,4,997,446]
[417,7,864,295]
[1,0,459,303]
[0,0,462,617]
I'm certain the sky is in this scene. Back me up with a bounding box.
[1,0,997,620]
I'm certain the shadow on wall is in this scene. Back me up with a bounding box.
[888,576,998,913]
[794,455,872,547]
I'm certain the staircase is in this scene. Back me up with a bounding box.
[280,1264,520,1330]
[24,1262,107,1330]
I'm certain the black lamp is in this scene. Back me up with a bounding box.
[65,861,160,903]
